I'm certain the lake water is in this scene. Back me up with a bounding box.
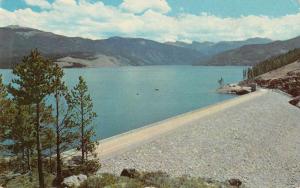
[0,66,245,140]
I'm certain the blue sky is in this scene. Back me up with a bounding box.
[2,0,300,17]
[1,0,300,42]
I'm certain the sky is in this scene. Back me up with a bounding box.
[0,0,300,42]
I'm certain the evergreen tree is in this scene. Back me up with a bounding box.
[1,75,37,172]
[217,77,224,88]
[247,48,300,79]
[69,76,97,164]
[43,128,55,173]
[0,74,15,152]
[8,104,35,172]
[52,68,78,185]
[8,49,60,188]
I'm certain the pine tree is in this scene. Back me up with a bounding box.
[248,48,300,78]
[8,49,60,188]
[43,128,55,173]
[217,77,224,88]
[1,75,37,172]
[0,74,8,142]
[8,104,35,172]
[69,76,97,164]
[0,74,15,152]
[52,68,78,185]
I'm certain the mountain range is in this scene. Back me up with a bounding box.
[165,38,272,57]
[201,36,300,66]
[0,25,205,68]
[1,25,300,68]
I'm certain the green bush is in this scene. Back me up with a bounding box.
[4,171,55,188]
[62,159,101,178]
[79,171,243,188]
[79,173,117,188]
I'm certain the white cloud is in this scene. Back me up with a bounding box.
[120,0,171,14]
[24,0,51,9]
[0,0,300,42]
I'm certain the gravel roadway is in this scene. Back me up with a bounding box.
[98,90,300,188]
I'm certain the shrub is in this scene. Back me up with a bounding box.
[62,159,101,178]
[78,171,240,188]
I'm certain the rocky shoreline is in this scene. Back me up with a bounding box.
[252,73,300,107]
[216,83,254,95]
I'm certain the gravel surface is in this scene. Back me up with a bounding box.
[99,90,300,188]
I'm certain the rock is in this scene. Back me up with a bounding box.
[228,178,242,187]
[255,75,300,97]
[69,155,82,165]
[62,174,87,188]
[120,169,140,178]
[235,89,250,95]
[217,84,251,95]
[289,96,300,107]
[250,83,257,92]
[0,172,22,182]
[288,88,300,97]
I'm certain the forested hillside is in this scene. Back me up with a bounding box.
[202,36,300,66]
[247,48,300,79]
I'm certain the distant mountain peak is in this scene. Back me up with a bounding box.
[108,36,124,40]
[5,25,22,29]
[4,25,33,30]
[244,37,272,42]
[165,37,273,57]
[201,35,300,66]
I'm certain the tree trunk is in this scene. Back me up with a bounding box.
[22,146,25,173]
[26,148,31,171]
[81,99,84,164]
[55,93,62,184]
[49,146,52,173]
[36,102,44,188]
[85,149,88,161]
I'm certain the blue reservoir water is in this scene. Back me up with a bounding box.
[0,66,245,140]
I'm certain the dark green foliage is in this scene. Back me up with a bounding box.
[8,49,61,105]
[62,159,101,178]
[243,69,247,80]
[8,49,61,188]
[69,76,97,163]
[79,171,238,188]
[247,48,300,79]
[0,74,16,151]
[217,77,224,88]
[0,50,99,188]
[4,170,55,188]
[52,67,78,185]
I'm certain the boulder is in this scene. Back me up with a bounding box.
[250,83,257,92]
[235,89,250,95]
[62,174,87,188]
[289,96,300,107]
[69,155,82,165]
[0,172,22,183]
[120,169,140,178]
[288,88,300,97]
[268,79,283,89]
[228,178,242,187]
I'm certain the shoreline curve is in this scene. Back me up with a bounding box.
[64,89,267,160]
